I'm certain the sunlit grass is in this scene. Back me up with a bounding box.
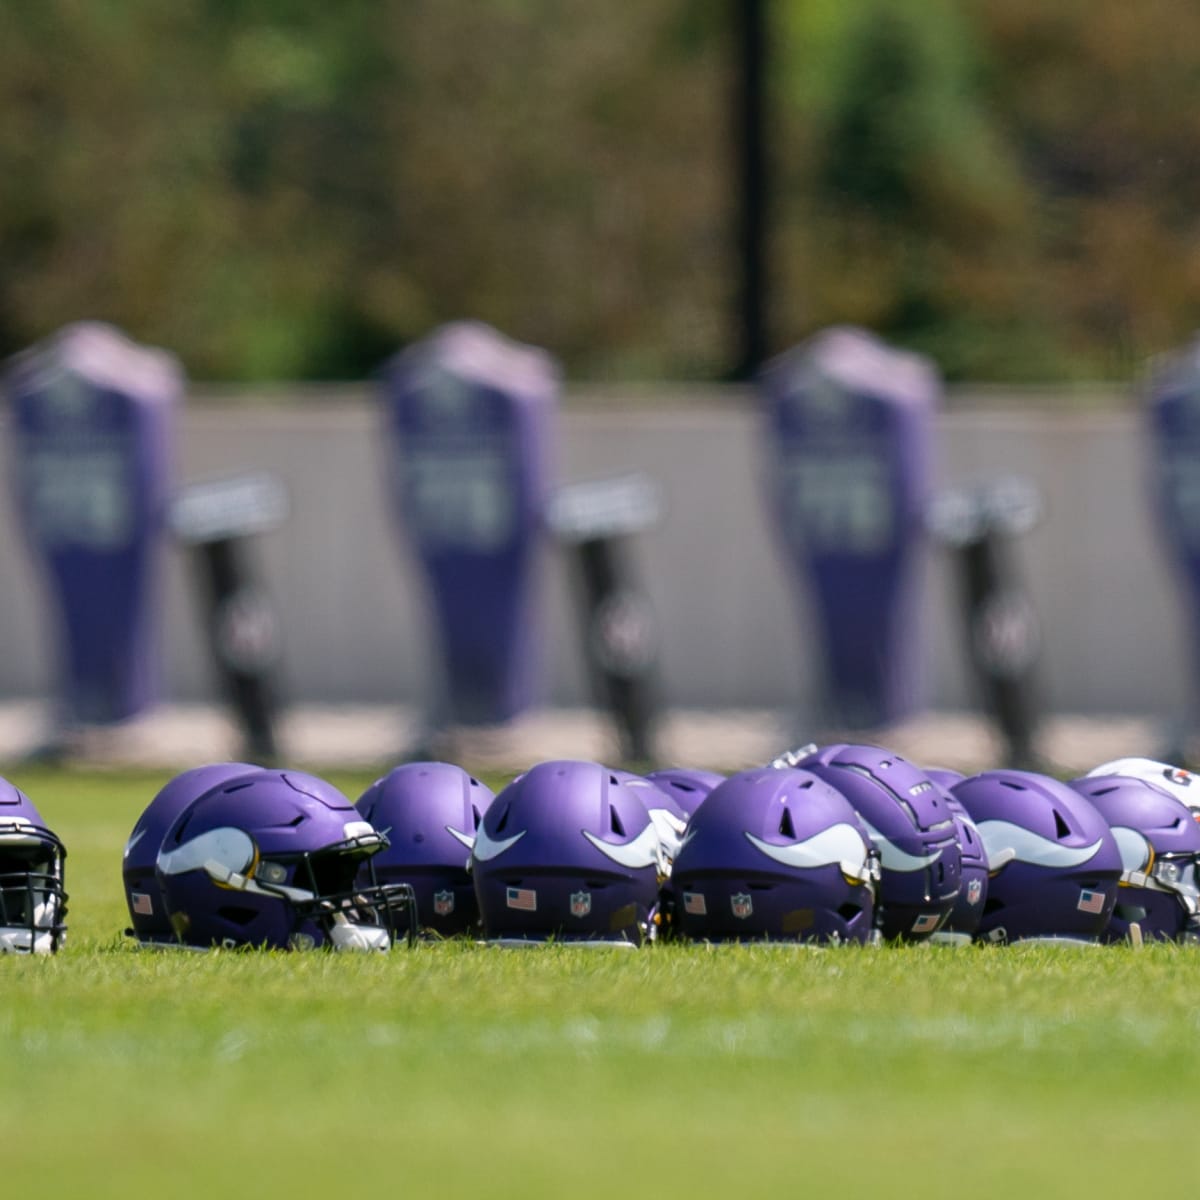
[2,766,1198,1197]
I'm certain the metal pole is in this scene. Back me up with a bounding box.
[733,0,768,380]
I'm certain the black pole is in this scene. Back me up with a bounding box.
[956,533,1040,769]
[573,536,659,765]
[193,538,281,764]
[733,0,768,380]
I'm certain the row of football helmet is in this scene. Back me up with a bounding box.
[113,749,1200,951]
[1,747,1198,954]
[669,749,1200,947]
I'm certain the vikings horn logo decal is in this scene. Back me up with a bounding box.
[858,817,940,872]
[743,823,870,880]
[581,821,661,869]
[974,820,1103,870]
[471,824,526,862]
[1108,826,1152,874]
[445,825,476,851]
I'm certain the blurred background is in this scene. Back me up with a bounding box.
[2,0,1199,771]
[8,0,1200,382]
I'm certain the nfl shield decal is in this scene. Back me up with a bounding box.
[570,891,592,918]
[731,892,753,919]
[966,879,983,906]
[433,889,455,916]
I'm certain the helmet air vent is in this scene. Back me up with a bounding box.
[610,806,626,837]
[494,803,510,834]
[1053,810,1071,839]
[779,807,796,839]
[471,805,483,829]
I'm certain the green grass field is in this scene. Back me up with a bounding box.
[4,764,1200,1197]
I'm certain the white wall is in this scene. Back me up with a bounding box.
[0,384,1188,723]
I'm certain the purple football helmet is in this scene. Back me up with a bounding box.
[124,763,261,944]
[0,778,67,955]
[156,770,417,951]
[933,793,989,944]
[923,767,966,790]
[355,762,494,936]
[668,767,878,944]
[1085,757,1200,813]
[471,760,661,945]
[608,768,699,879]
[951,770,1122,943]
[1068,774,1200,943]
[643,768,726,821]
[794,744,962,940]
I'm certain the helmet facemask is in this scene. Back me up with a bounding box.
[0,824,67,955]
[237,832,418,951]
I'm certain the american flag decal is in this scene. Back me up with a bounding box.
[506,887,537,912]
[911,913,941,934]
[1077,888,1106,914]
[683,892,706,916]
[131,892,154,916]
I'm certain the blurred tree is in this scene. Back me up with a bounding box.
[776,0,1044,380]
[3,1,1200,386]
[0,0,730,382]
[973,0,1200,379]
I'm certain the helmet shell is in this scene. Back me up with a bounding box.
[939,793,988,940]
[608,768,696,878]
[923,767,966,790]
[355,762,493,936]
[157,770,400,950]
[1069,774,1200,943]
[952,770,1122,942]
[471,760,660,944]
[0,777,67,955]
[643,767,726,820]
[1085,758,1200,813]
[670,767,876,943]
[124,763,260,942]
[795,743,962,940]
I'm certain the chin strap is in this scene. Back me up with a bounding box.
[329,914,391,953]
[0,926,58,955]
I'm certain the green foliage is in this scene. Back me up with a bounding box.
[3,2,1200,384]
[2,765,1200,1194]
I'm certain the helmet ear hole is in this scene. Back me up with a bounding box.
[218,905,259,927]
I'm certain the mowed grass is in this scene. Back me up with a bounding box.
[3,765,1200,1197]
